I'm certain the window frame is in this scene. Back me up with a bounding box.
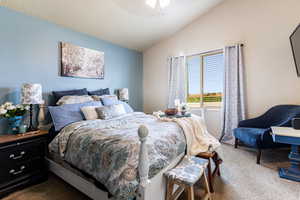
[186,50,224,108]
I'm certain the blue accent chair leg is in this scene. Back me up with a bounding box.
[279,145,300,182]
[256,149,261,165]
[234,138,238,149]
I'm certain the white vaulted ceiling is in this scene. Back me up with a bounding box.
[2,0,224,51]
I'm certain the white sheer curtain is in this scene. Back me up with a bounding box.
[220,44,246,144]
[167,56,187,108]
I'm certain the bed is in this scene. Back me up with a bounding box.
[45,111,187,200]
[40,89,216,200]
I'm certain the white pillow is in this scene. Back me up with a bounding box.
[96,104,126,120]
[57,95,94,105]
[81,106,102,120]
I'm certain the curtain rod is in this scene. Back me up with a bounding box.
[173,44,244,58]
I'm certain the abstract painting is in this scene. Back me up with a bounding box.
[61,42,104,79]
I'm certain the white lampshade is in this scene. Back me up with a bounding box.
[119,88,129,101]
[21,83,44,105]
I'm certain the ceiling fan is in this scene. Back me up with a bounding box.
[146,0,171,9]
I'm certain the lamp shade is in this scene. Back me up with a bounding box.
[21,83,44,104]
[118,88,129,101]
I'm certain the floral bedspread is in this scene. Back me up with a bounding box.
[49,112,186,200]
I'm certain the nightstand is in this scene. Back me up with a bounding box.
[0,130,48,197]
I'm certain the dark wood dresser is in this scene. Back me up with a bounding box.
[0,130,48,197]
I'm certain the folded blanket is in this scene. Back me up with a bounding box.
[159,114,221,155]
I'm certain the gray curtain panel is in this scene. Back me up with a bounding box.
[220,44,246,144]
[167,56,186,108]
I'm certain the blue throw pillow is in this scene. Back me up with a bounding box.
[52,88,88,103]
[49,101,103,131]
[100,96,133,113]
[101,95,119,106]
[88,88,110,96]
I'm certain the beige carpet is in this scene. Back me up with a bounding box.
[213,145,300,200]
[3,145,300,200]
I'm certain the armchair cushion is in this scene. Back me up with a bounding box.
[234,127,288,149]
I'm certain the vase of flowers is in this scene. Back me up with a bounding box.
[0,102,29,134]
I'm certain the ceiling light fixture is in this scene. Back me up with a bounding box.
[146,0,171,9]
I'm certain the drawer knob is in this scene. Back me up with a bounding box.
[9,151,26,160]
[9,165,25,175]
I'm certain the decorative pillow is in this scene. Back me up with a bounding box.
[81,106,102,120]
[92,95,119,106]
[49,101,103,131]
[96,104,126,120]
[88,88,110,96]
[52,88,88,103]
[92,95,133,113]
[56,95,94,105]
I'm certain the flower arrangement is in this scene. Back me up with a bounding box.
[0,102,29,118]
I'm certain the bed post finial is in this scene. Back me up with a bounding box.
[137,125,150,200]
[138,125,149,141]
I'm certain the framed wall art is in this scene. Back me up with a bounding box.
[61,42,104,79]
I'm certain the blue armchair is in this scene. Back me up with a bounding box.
[234,105,300,164]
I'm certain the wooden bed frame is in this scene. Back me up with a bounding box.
[45,125,185,200]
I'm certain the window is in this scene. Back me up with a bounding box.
[186,51,224,107]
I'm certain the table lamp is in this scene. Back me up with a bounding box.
[118,88,129,103]
[21,83,44,131]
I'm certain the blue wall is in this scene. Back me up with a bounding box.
[0,7,143,133]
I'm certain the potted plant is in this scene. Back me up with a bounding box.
[0,102,29,134]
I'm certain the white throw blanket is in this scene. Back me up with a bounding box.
[159,114,221,156]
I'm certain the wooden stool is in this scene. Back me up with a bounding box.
[197,151,222,193]
[164,156,212,200]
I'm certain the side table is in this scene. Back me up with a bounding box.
[271,126,300,182]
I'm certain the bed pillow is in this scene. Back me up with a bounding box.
[52,88,88,103]
[56,95,94,105]
[88,88,110,96]
[92,95,119,106]
[49,101,103,131]
[119,101,134,113]
[81,106,102,120]
[92,95,134,113]
[96,104,126,120]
